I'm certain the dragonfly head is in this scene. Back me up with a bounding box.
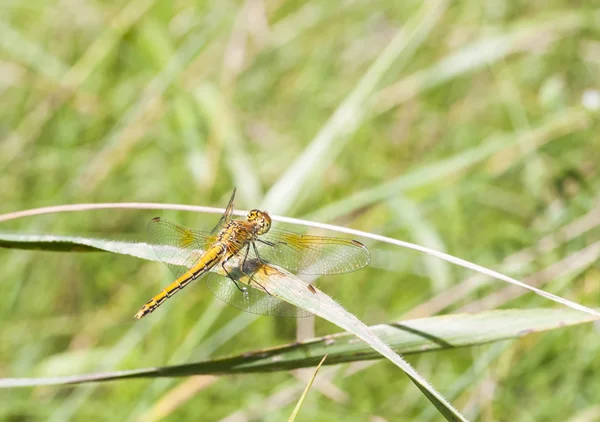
[247,209,271,235]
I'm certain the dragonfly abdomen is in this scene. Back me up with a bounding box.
[134,243,227,319]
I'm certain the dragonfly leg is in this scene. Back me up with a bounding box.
[231,242,274,296]
[256,238,276,247]
[236,241,265,289]
[252,241,265,264]
[252,279,273,296]
[221,261,247,293]
[241,242,251,271]
[239,243,260,287]
[249,241,277,295]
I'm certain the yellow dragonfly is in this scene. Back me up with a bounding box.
[135,189,370,319]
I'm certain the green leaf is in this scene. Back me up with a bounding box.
[309,107,591,223]
[262,0,450,216]
[288,354,328,422]
[0,232,157,260]
[1,308,594,386]
[3,230,599,420]
[0,230,467,421]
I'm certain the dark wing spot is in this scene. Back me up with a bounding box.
[151,217,161,222]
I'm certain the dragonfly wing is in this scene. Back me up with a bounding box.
[211,188,237,235]
[203,267,315,317]
[147,217,216,279]
[256,227,370,275]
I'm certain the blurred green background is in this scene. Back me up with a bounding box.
[1,0,600,420]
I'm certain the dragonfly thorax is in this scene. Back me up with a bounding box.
[247,209,271,235]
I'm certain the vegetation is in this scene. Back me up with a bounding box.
[1,0,599,420]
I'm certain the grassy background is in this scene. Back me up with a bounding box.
[1,0,600,420]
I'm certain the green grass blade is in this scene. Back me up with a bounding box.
[288,354,328,422]
[0,19,67,82]
[0,231,465,420]
[309,107,591,222]
[0,0,158,171]
[262,0,449,216]
[194,83,263,205]
[388,196,450,292]
[264,265,466,421]
[373,11,586,114]
[0,233,158,261]
[2,206,598,321]
[1,308,594,383]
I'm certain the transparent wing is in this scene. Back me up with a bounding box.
[256,227,370,275]
[211,188,236,236]
[147,217,216,279]
[203,258,315,317]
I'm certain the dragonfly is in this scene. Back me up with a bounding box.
[134,189,370,319]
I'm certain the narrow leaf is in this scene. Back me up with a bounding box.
[288,354,328,422]
[0,231,465,420]
[0,232,157,260]
[2,307,593,417]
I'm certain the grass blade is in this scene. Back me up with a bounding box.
[262,0,449,215]
[1,308,594,384]
[1,200,598,321]
[194,83,262,205]
[288,354,328,422]
[309,107,591,222]
[373,11,586,114]
[0,231,465,420]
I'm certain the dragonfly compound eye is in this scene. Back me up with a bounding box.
[249,210,271,235]
[258,212,272,234]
